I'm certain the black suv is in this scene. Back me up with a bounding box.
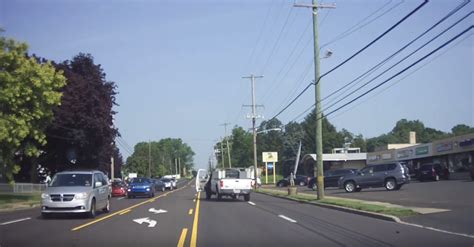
[418,163,449,181]
[338,163,410,193]
[307,168,358,191]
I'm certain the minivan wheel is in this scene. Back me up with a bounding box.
[88,198,96,218]
[344,181,356,193]
[312,183,317,191]
[103,197,110,213]
[385,178,397,191]
[299,181,305,186]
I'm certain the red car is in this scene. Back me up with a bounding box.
[112,181,128,197]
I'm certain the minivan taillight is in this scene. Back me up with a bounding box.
[220,180,224,188]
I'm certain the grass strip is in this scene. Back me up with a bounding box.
[0,193,41,210]
[256,188,417,217]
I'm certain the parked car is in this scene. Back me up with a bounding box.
[111,181,128,197]
[41,170,111,218]
[127,178,155,198]
[307,168,358,191]
[152,179,166,192]
[470,166,474,180]
[161,178,173,190]
[338,163,410,193]
[418,163,450,181]
[276,175,308,187]
[170,178,178,189]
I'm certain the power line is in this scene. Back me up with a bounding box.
[327,33,474,122]
[320,0,402,49]
[260,19,313,104]
[267,0,428,120]
[323,26,473,120]
[316,0,428,85]
[323,11,473,113]
[260,4,296,74]
[322,1,471,106]
[245,0,276,72]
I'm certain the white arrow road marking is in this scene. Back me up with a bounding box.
[148,208,167,214]
[133,217,157,228]
[278,215,297,223]
[248,201,256,206]
[0,217,31,226]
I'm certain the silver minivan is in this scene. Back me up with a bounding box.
[41,170,111,218]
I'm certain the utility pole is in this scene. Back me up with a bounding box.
[148,140,151,177]
[221,123,232,168]
[110,156,115,180]
[220,137,225,168]
[178,157,181,176]
[294,0,335,200]
[243,74,263,189]
[174,158,178,175]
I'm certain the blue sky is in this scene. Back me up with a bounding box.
[2,0,473,169]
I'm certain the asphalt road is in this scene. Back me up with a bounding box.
[0,179,473,247]
[272,173,474,235]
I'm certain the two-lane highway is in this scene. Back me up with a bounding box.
[1,179,473,246]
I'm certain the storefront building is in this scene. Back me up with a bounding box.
[367,133,474,173]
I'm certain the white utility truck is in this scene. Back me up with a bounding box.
[204,168,252,201]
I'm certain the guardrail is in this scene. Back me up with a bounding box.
[0,183,46,193]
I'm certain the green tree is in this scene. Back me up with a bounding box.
[229,127,252,168]
[39,53,118,174]
[124,138,194,178]
[0,36,66,182]
[451,124,474,136]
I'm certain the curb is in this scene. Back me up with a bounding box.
[254,190,401,223]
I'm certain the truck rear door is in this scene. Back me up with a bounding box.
[196,169,208,192]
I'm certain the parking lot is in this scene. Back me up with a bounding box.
[269,172,474,235]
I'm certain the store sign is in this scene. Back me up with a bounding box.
[368,155,378,161]
[397,150,413,159]
[415,146,429,155]
[382,153,392,160]
[436,142,453,152]
[262,152,278,162]
[459,138,473,147]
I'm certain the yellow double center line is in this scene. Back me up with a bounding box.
[190,191,201,247]
[71,180,192,231]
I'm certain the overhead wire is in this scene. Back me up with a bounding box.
[316,0,428,85]
[268,0,429,120]
[323,11,473,114]
[323,26,473,120]
[327,33,473,122]
[260,4,296,75]
[322,0,471,106]
[320,0,402,50]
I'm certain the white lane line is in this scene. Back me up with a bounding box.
[117,197,125,200]
[0,217,31,226]
[248,201,256,206]
[278,215,297,223]
[398,221,474,239]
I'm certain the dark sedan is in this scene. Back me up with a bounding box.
[276,175,308,187]
[307,168,358,191]
[418,163,449,181]
[152,179,166,192]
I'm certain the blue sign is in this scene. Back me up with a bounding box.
[267,162,273,169]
